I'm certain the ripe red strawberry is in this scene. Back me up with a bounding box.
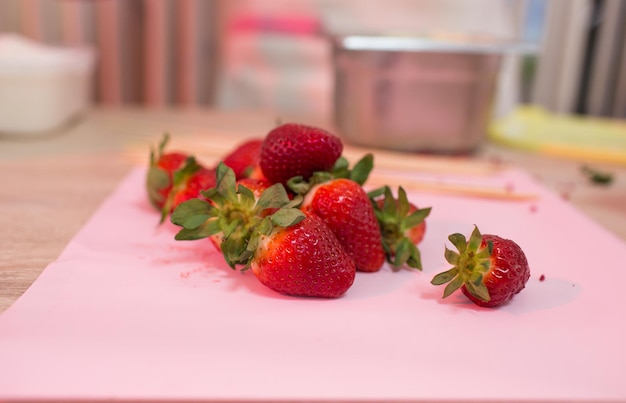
[146,134,189,210]
[221,138,265,180]
[302,178,385,272]
[171,163,356,298]
[259,123,343,185]
[370,186,431,269]
[431,225,530,307]
[251,210,356,298]
[170,166,217,212]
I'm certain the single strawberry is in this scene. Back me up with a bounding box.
[259,123,343,185]
[369,186,431,269]
[171,163,356,298]
[286,153,382,272]
[431,225,530,307]
[221,138,265,180]
[250,210,356,298]
[300,178,385,272]
[146,133,189,210]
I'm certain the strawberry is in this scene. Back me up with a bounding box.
[259,123,343,185]
[146,133,189,210]
[221,138,265,180]
[250,210,356,298]
[171,163,356,298]
[431,225,530,307]
[169,165,217,212]
[369,186,431,269]
[301,178,385,272]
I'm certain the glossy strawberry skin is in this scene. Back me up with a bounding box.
[222,138,265,180]
[158,152,188,172]
[171,167,217,210]
[259,123,343,185]
[462,235,530,307]
[251,211,356,298]
[148,152,188,209]
[304,179,385,272]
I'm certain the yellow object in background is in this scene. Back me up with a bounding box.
[489,106,626,166]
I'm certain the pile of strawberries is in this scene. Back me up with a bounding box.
[146,123,531,307]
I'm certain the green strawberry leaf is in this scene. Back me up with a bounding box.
[393,238,413,268]
[444,247,460,265]
[215,162,237,201]
[394,238,422,270]
[349,153,374,186]
[406,246,423,270]
[286,176,309,195]
[396,186,410,217]
[174,219,221,241]
[431,267,459,285]
[256,183,291,210]
[270,208,306,227]
[448,233,467,253]
[146,166,169,206]
[442,274,465,298]
[170,198,215,229]
[467,225,483,251]
[464,278,490,302]
[331,156,350,178]
[221,237,244,269]
[367,186,386,200]
[404,206,431,229]
[443,276,463,298]
[237,184,257,210]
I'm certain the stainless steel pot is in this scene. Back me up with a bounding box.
[332,35,532,154]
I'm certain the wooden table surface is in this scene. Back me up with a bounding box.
[1,107,625,314]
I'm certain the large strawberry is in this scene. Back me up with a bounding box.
[369,186,431,269]
[259,123,343,185]
[300,178,385,272]
[171,163,356,298]
[250,210,356,298]
[431,225,530,307]
[146,133,189,210]
[286,153,383,272]
[221,138,265,180]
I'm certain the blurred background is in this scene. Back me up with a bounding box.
[0,0,624,122]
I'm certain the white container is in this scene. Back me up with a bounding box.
[0,34,95,135]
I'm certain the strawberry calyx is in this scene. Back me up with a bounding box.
[368,186,431,269]
[171,162,305,269]
[287,153,374,196]
[430,225,494,302]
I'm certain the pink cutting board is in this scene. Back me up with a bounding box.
[1,167,625,402]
